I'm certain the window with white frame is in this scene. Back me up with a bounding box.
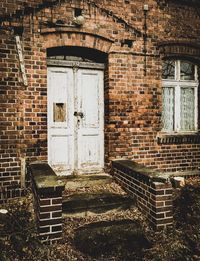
[162,59,199,132]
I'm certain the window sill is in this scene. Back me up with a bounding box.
[157,132,200,144]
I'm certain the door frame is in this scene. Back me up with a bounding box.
[47,58,105,175]
[47,59,105,70]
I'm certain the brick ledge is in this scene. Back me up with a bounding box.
[157,133,200,144]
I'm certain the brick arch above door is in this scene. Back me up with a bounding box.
[42,29,114,54]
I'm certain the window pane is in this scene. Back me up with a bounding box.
[162,87,174,131]
[180,87,195,131]
[180,61,195,80]
[162,60,175,80]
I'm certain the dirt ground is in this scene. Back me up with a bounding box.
[0,178,200,261]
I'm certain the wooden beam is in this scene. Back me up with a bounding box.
[15,35,28,86]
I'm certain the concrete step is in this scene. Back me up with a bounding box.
[60,173,112,191]
[62,192,135,217]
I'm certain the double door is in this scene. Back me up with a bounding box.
[48,66,104,175]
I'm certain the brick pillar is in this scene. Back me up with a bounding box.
[36,188,64,243]
[149,182,173,230]
[29,163,65,244]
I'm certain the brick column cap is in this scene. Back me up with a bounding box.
[29,162,65,194]
[112,159,169,183]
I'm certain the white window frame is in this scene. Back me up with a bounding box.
[162,60,199,133]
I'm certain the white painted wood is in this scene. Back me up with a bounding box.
[47,59,105,70]
[15,36,28,86]
[194,85,198,130]
[77,69,104,173]
[48,67,75,175]
[20,157,26,188]
[48,66,104,175]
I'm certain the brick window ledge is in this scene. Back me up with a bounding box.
[157,132,200,144]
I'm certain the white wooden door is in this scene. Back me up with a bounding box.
[48,67,74,175]
[77,69,104,173]
[48,66,104,175]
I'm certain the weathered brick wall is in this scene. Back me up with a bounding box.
[0,0,200,201]
[112,160,173,229]
[0,31,25,203]
[0,0,46,17]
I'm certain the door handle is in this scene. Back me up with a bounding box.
[74,111,84,118]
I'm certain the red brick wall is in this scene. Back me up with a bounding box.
[0,0,46,17]
[0,32,24,202]
[0,0,200,201]
[112,160,173,229]
[29,162,64,243]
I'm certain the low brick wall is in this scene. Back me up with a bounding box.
[29,163,65,243]
[0,187,25,204]
[112,160,173,230]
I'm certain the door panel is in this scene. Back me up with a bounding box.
[48,67,74,174]
[79,135,101,167]
[80,73,99,128]
[77,70,104,172]
[50,135,73,166]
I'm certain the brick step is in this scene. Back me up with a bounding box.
[62,193,135,217]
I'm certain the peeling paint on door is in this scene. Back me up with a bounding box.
[48,65,104,175]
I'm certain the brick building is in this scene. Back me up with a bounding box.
[0,0,200,202]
